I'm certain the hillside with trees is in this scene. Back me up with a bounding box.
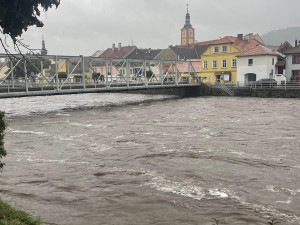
[262,26,300,46]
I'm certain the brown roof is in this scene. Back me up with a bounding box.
[237,45,284,57]
[100,46,137,59]
[92,50,104,57]
[285,45,300,54]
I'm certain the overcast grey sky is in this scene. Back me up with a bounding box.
[3,0,300,56]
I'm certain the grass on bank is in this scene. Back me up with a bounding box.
[0,198,41,225]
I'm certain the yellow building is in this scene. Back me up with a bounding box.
[198,34,264,83]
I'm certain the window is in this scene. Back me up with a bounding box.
[292,55,300,64]
[222,60,227,68]
[203,61,208,69]
[248,59,253,66]
[222,46,227,52]
[212,60,217,68]
[100,68,104,74]
[232,59,237,67]
[272,58,274,65]
[213,46,219,53]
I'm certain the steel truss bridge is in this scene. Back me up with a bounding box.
[0,54,201,98]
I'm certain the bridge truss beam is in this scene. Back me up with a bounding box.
[0,54,201,97]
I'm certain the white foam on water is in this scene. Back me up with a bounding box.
[0,93,175,117]
[89,144,112,152]
[224,188,300,224]
[8,128,46,136]
[55,113,71,116]
[145,175,205,201]
[266,185,280,193]
[208,189,229,198]
[27,158,66,164]
[276,197,293,205]
[67,121,93,127]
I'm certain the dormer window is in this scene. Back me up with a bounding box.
[213,46,219,53]
[222,46,227,53]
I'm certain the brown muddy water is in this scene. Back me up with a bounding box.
[0,93,299,225]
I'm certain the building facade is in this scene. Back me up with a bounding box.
[236,45,284,84]
[198,34,265,83]
[285,43,300,81]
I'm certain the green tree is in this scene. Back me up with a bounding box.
[0,111,6,171]
[0,0,60,41]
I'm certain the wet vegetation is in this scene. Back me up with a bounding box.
[0,111,6,171]
[0,198,41,225]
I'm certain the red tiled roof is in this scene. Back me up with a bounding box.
[100,46,137,59]
[92,50,104,57]
[196,34,265,54]
[237,45,284,57]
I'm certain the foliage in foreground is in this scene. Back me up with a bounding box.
[0,198,41,225]
[0,111,6,171]
[0,0,60,41]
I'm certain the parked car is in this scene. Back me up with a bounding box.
[255,78,277,87]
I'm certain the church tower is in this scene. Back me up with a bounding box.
[41,36,48,56]
[181,4,195,46]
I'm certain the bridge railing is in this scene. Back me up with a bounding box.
[0,54,201,96]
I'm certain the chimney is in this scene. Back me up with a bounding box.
[237,34,243,40]
[148,48,151,53]
[112,43,116,51]
[295,40,298,47]
[118,43,121,50]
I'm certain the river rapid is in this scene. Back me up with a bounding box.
[0,93,299,225]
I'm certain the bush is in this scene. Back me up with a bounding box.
[0,198,41,225]
[0,111,6,171]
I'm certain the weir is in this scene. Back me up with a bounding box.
[0,54,201,98]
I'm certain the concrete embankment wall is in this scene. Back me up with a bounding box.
[125,85,203,97]
[202,85,300,98]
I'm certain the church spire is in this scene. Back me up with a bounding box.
[184,4,192,28]
[181,4,195,46]
[41,35,48,56]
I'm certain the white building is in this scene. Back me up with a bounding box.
[285,43,300,81]
[237,45,285,84]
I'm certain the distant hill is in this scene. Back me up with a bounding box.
[262,27,300,46]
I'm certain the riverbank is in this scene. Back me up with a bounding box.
[0,197,41,225]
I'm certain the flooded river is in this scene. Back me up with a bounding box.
[0,93,299,225]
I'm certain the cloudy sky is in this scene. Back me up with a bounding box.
[3,0,300,56]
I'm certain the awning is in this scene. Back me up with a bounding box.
[275,61,285,67]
